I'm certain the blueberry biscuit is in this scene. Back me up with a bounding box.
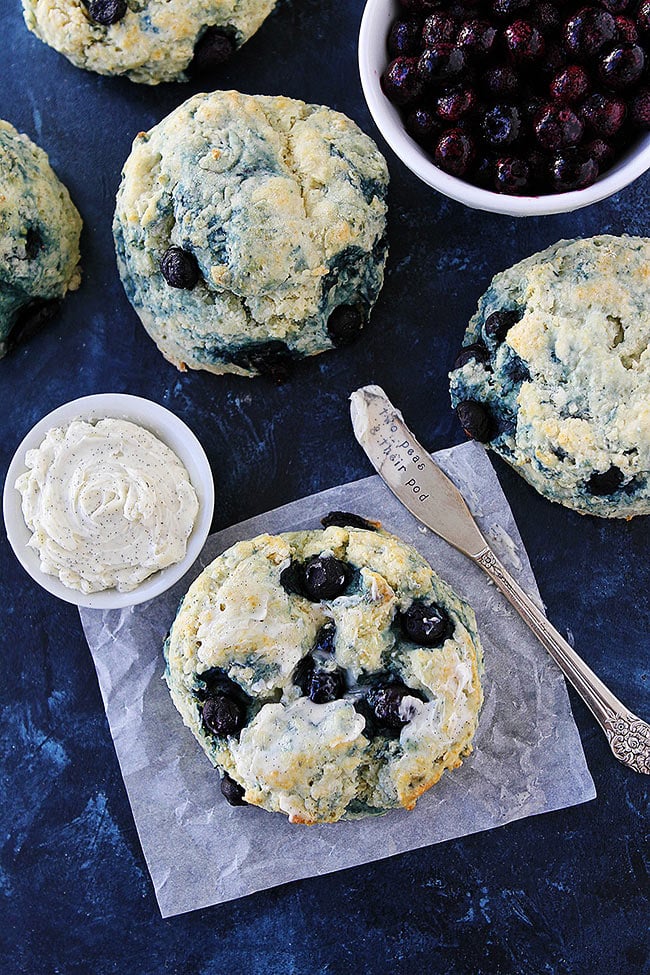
[0,120,81,357]
[113,91,389,379]
[22,0,276,85]
[164,519,483,824]
[449,236,650,518]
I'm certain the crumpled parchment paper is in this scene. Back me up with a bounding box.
[80,441,595,918]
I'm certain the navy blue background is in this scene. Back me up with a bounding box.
[1,1,648,972]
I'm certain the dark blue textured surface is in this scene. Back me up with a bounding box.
[0,2,648,972]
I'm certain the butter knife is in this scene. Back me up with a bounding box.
[350,384,650,774]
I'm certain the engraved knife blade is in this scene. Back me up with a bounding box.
[349,383,488,559]
[350,383,650,774]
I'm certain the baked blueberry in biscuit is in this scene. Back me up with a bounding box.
[113,91,389,379]
[450,236,650,518]
[164,522,483,824]
[0,120,81,357]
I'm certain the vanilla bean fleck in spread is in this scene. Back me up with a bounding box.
[16,417,199,593]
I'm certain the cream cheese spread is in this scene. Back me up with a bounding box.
[16,417,199,593]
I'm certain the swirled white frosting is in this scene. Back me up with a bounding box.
[16,417,199,593]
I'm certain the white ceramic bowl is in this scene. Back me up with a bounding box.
[3,393,215,609]
[359,0,650,216]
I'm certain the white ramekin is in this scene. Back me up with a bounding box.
[3,394,215,609]
[359,0,650,216]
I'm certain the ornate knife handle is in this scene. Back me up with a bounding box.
[476,547,650,775]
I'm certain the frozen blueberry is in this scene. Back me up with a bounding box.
[382,57,423,105]
[580,93,627,137]
[457,19,497,57]
[388,18,423,57]
[495,156,530,193]
[188,27,235,74]
[587,465,624,495]
[598,43,645,89]
[480,104,522,147]
[320,511,378,532]
[564,7,617,59]
[302,555,352,601]
[422,13,458,46]
[406,105,441,141]
[630,89,650,126]
[534,104,584,149]
[220,773,247,806]
[615,15,638,43]
[482,65,520,99]
[584,137,616,168]
[85,0,127,25]
[453,341,491,369]
[400,600,453,646]
[484,308,522,342]
[505,20,545,62]
[456,400,495,442]
[550,147,599,190]
[202,694,244,737]
[436,87,476,121]
[160,246,200,289]
[434,127,475,176]
[550,65,591,103]
[327,304,365,347]
[417,44,466,86]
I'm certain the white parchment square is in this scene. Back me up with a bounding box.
[80,441,595,918]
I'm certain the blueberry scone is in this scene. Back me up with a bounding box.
[449,236,650,519]
[0,120,81,358]
[113,91,389,379]
[22,0,277,85]
[164,514,483,824]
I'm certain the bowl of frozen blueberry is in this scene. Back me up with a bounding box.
[359,0,650,215]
